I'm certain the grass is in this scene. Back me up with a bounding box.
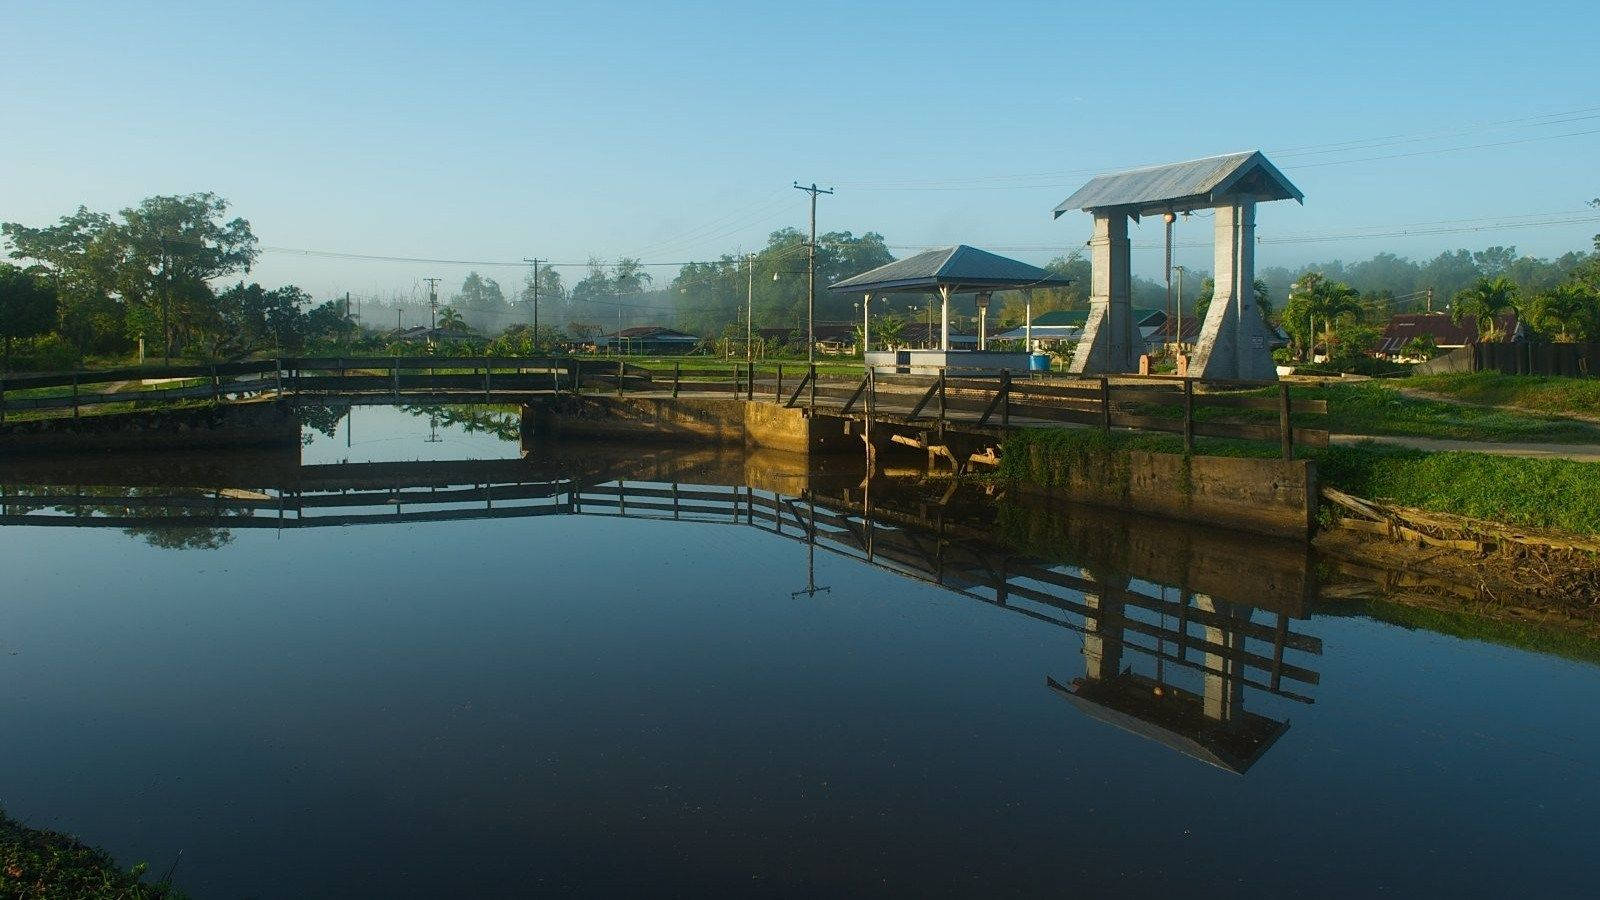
[1401,372,1600,420]
[0,807,186,898]
[997,426,1600,537]
[1123,380,1600,444]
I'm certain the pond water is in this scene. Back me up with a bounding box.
[2,405,1597,897]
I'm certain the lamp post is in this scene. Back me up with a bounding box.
[975,292,991,351]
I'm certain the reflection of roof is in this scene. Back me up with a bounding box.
[1053,150,1304,218]
[1048,673,1289,775]
[830,245,1072,294]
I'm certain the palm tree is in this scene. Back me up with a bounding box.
[1527,282,1599,342]
[1450,276,1519,340]
[875,314,905,349]
[1288,272,1361,360]
[436,305,467,332]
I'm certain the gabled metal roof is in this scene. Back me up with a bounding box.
[828,244,1073,294]
[1053,150,1303,219]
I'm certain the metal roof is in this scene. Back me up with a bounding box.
[1053,150,1303,218]
[829,244,1073,294]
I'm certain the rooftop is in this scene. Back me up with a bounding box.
[1053,150,1304,219]
[830,244,1073,295]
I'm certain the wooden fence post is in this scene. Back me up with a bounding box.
[211,364,220,404]
[937,368,946,424]
[808,364,817,409]
[1099,375,1110,432]
[673,361,681,398]
[1279,382,1293,460]
[0,377,7,424]
[776,364,783,402]
[1183,378,1195,454]
[616,359,624,398]
[484,361,492,402]
[1000,369,1010,428]
[746,361,755,401]
[72,371,79,419]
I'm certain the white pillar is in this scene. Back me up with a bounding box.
[863,292,871,354]
[1192,202,1277,381]
[1068,211,1135,373]
[976,291,990,351]
[1023,289,1033,352]
[938,284,951,352]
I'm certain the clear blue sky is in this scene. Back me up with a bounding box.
[2,0,1596,300]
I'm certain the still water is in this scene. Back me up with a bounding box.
[2,405,1597,897]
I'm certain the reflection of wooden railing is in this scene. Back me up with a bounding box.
[0,474,1321,700]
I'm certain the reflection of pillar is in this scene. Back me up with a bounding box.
[1194,594,1245,722]
[1082,570,1125,681]
[1191,202,1278,381]
[1069,211,1135,374]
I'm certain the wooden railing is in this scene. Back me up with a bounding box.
[0,358,1329,456]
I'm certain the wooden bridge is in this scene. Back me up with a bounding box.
[1,356,1330,459]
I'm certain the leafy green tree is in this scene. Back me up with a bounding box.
[0,264,59,370]
[216,282,311,354]
[1192,277,1272,322]
[1527,278,1599,342]
[1282,272,1361,360]
[874,314,906,349]
[1451,275,1520,339]
[111,193,258,361]
[2,206,127,354]
[451,272,508,331]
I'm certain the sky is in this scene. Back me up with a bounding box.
[2,0,1597,303]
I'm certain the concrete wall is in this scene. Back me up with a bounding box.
[0,400,300,454]
[1011,445,1317,538]
[538,396,857,454]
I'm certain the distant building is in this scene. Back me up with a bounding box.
[1376,312,1523,360]
[593,326,701,355]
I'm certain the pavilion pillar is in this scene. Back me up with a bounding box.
[1191,202,1278,381]
[1068,211,1135,374]
[1081,570,1127,682]
[938,285,951,351]
[1194,594,1246,722]
[976,291,991,351]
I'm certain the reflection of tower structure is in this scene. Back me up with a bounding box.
[1051,582,1292,775]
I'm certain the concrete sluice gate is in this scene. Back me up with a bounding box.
[1053,150,1304,381]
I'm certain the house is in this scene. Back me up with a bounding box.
[593,326,701,355]
[1376,312,1523,360]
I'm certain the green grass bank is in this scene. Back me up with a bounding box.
[0,808,185,898]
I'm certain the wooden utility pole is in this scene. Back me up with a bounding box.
[793,182,833,365]
[746,252,754,361]
[523,258,542,343]
[423,277,442,331]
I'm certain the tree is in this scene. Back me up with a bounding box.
[1283,272,1361,361]
[435,305,468,332]
[451,272,508,332]
[1527,278,1599,342]
[2,206,126,354]
[216,282,311,354]
[0,264,59,370]
[875,314,905,349]
[1451,275,1520,339]
[111,193,259,361]
[1192,277,1272,323]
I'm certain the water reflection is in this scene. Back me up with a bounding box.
[0,427,1320,775]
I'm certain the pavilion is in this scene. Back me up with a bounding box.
[829,244,1072,373]
[1053,151,1303,380]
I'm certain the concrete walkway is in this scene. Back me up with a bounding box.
[1330,433,1600,462]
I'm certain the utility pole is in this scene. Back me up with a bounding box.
[746,252,754,361]
[793,182,833,365]
[1426,287,1433,313]
[423,277,441,331]
[523,258,542,344]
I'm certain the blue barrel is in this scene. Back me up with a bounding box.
[1028,353,1051,372]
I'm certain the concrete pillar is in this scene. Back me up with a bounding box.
[1194,593,1245,722]
[1190,202,1279,381]
[1081,570,1126,681]
[976,291,991,351]
[1069,211,1136,374]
